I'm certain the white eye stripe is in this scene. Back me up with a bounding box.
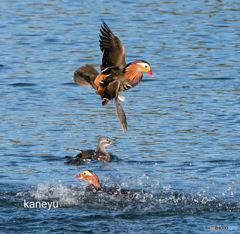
[83,171,92,176]
[136,62,149,68]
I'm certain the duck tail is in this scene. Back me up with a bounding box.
[74,64,99,89]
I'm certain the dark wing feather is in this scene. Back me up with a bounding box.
[65,150,96,164]
[115,97,127,133]
[102,80,127,132]
[99,20,126,68]
[105,80,127,133]
[74,64,99,90]
[81,150,96,158]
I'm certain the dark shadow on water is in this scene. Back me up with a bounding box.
[64,154,119,165]
[206,159,240,165]
[195,77,235,80]
[44,38,59,43]
[42,156,65,162]
[61,82,78,86]
[9,83,37,87]
[13,33,45,37]
[141,79,156,82]
[125,160,166,165]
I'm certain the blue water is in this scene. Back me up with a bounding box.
[1,0,240,233]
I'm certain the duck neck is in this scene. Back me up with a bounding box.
[97,144,109,156]
[91,180,101,188]
[124,64,143,86]
[88,177,101,188]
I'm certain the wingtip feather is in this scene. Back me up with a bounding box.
[115,98,127,133]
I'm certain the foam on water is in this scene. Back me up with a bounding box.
[14,176,239,214]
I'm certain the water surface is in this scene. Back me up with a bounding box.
[1,0,240,233]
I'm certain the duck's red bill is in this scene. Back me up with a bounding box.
[75,174,83,180]
[147,70,153,77]
[110,142,116,146]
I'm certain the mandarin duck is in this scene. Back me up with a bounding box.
[75,170,132,197]
[74,20,153,133]
[66,136,115,164]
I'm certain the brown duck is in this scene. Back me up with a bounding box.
[66,136,115,163]
[74,20,153,133]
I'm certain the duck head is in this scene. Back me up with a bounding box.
[125,60,153,77]
[98,136,116,151]
[75,170,101,188]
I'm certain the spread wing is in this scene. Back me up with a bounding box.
[99,20,126,69]
[74,64,99,90]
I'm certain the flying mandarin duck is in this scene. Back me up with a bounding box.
[74,20,153,133]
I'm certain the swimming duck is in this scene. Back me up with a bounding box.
[74,20,153,133]
[66,136,115,163]
[75,170,132,197]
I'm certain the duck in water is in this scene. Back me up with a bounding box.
[66,137,115,164]
[75,170,132,197]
